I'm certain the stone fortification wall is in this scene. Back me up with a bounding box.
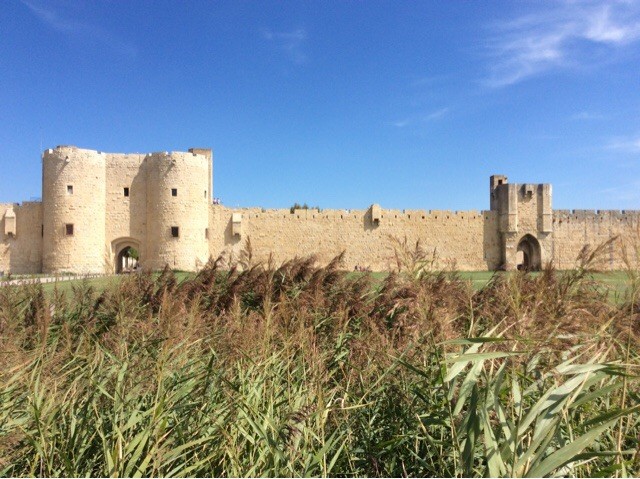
[0,202,43,274]
[553,210,640,269]
[209,205,502,271]
[145,151,210,271]
[3,143,639,276]
[42,146,107,274]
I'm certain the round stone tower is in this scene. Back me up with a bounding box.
[42,146,107,274]
[145,151,209,270]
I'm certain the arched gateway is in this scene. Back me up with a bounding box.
[112,237,141,274]
[116,246,139,273]
[516,234,541,271]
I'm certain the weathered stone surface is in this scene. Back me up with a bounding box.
[1,147,638,274]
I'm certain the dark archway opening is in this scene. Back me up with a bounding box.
[116,246,139,274]
[516,234,541,271]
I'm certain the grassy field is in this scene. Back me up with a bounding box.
[1,251,639,476]
[459,271,634,301]
[30,272,194,295]
[22,269,636,301]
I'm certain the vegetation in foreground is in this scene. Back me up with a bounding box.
[1,242,639,477]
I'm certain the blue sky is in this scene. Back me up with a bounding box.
[1,1,640,211]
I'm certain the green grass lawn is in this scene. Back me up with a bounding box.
[358,270,634,291]
[359,270,636,303]
[39,276,123,295]
[458,270,634,300]
[12,269,636,303]
[36,272,194,295]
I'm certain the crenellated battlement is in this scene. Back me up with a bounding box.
[43,146,212,165]
[554,209,640,221]
[1,152,637,275]
[218,205,489,222]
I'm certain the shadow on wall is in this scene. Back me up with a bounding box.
[8,236,21,274]
[482,212,502,270]
[224,217,242,246]
[129,166,147,264]
[7,235,42,274]
[4,205,43,275]
[363,207,378,232]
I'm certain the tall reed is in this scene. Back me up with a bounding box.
[0,241,638,477]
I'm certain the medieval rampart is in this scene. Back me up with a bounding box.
[0,201,42,274]
[1,146,639,275]
[210,206,502,271]
[552,210,640,270]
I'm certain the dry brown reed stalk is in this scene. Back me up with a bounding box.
[469,238,623,359]
[617,224,640,346]
[387,235,439,279]
[1,236,639,476]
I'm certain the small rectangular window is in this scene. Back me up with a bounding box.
[171,226,179,237]
[204,190,207,198]
[171,188,177,197]
[65,224,74,236]
[205,228,209,239]
[41,224,44,237]
[67,185,73,194]
[124,187,130,197]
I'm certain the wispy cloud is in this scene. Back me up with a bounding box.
[599,180,640,202]
[409,74,452,87]
[571,111,606,121]
[392,107,450,128]
[392,118,411,128]
[21,0,137,58]
[262,28,308,64]
[484,1,640,87]
[425,107,449,121]
[607,135,640,153]
[23,0,75,32]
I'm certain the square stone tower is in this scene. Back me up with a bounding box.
[490,175,553,270]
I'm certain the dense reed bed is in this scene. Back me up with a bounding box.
[0,242,639,477]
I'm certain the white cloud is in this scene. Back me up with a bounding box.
[21,0,137,58]
[571,111,606,120]
[584,4,640,43]
[23,0,75,32]
[599,180,640,201]
[409,75,451,87]
[608,135,640,152]
[391,107,449,128]
[484,1,640,87]
[262,28,308,64]
[392,119,410,128]
[425,107,449,121]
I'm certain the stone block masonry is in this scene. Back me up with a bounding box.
[208,206,501,271]
[0,147,638,275]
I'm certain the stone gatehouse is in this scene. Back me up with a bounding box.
[1,145,638,274]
